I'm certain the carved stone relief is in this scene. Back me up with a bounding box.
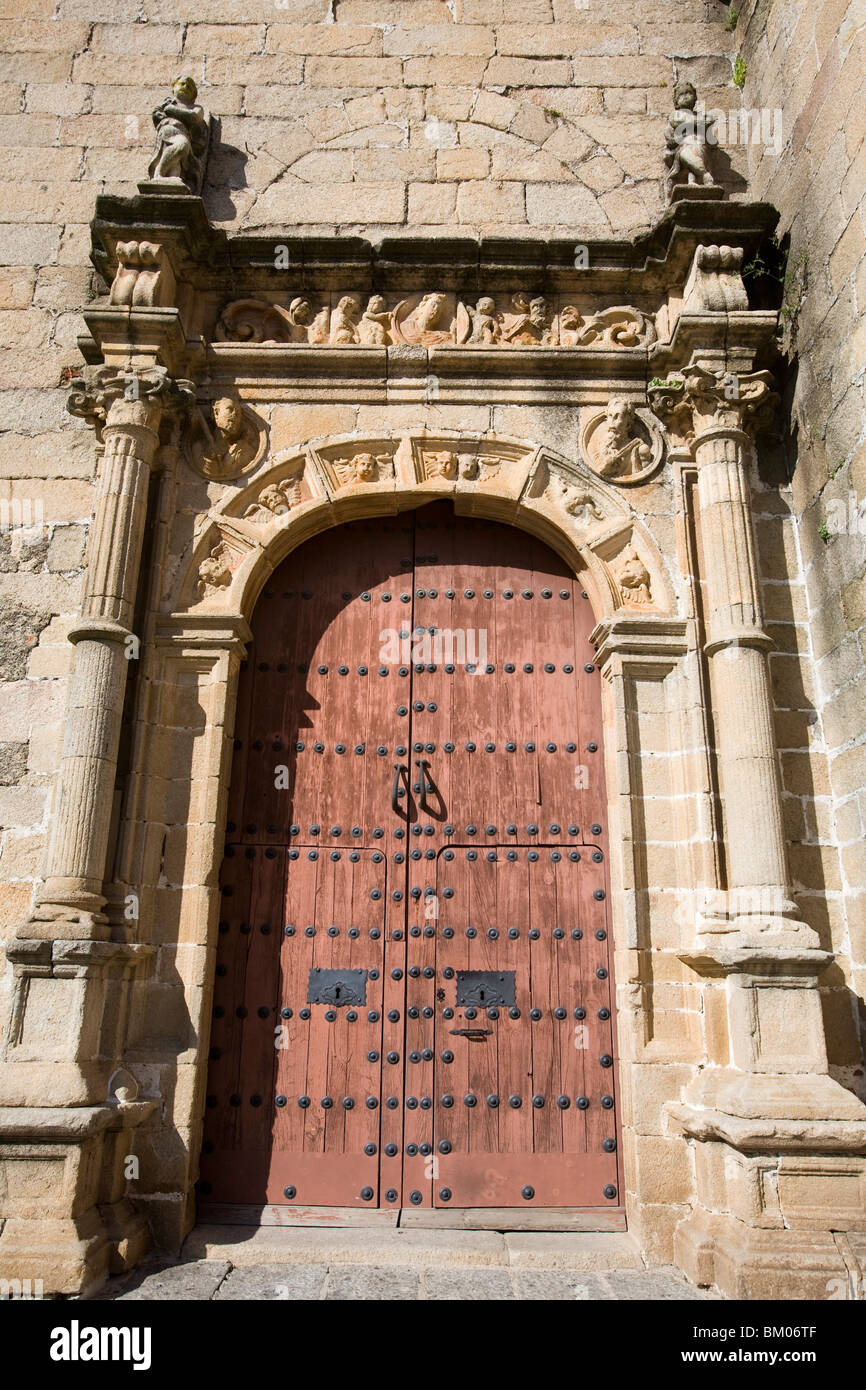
[314,442,396,492]
[185,397,267,481]
[177,433,671,622]
[211,294,656,350]
[197,540,234,598]
[616,548,653,607]
[580,398,664,485]
[545,471,607,533]
[242,471,305,524]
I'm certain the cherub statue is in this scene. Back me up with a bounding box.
[466,296,501,344]
[148,75,210,193]
[190,398,261,480]
[663,82,716,201]
[358,294,392,345]
[330,295,362,345]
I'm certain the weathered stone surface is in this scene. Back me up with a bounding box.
[423,1267,514,1300]
[325,1263,420,1301]
[101,1259,231,1301]
[214,1264,328,1301]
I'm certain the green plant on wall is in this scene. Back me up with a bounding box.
[733,54,747,87]
[779,249,809,332]
[726,4,738,32]
[742,237,809,344]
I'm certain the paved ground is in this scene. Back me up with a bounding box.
[94,1258,717,1300]
[92,1228,720,1300]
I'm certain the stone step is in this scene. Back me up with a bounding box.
[184,1224,644,1271]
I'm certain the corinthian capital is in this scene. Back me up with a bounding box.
[67,365,195,439]
[648,367,777,444]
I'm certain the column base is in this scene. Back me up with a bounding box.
[22,898,110,942]
[676,1210,865,1300]
[0,1102,157,1296]
[672,1069,866,1127]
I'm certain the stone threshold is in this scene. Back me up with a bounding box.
[197,1202,627,1233]
[184,1224,643,1271]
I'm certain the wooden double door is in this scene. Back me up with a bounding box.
[200,502,620,1212]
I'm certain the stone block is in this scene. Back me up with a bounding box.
[525,181,608,226]
[408,181,457,224]
[455,180,525,225]
[436,147,489,180]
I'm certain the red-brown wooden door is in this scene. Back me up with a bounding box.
[199,503,619,1212]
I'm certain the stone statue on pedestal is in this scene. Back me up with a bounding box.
[663,81,718,202]
[147,75,211,193]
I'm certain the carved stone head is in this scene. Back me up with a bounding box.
[673,81,697,110]
[529,296,549,328]
[606,397,635,443]
[289,297,314,325]
[212,397,244,441]
[172,74,198,104]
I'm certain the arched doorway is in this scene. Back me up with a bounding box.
[199,501,619,1214]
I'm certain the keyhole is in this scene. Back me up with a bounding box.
[334,985,341,1001]
[479,988,486,1002]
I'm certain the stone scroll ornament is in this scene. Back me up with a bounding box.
[663,81,719,202]
[212,294,656,349]
[109,241,175,308]
[147,75,211,194]
[184,397,267,481]
[580,398,664,485]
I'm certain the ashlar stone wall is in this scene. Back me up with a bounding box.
[0,0,743,996]
[736,0,866,1100]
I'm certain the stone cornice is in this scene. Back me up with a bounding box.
[88,191,779,297]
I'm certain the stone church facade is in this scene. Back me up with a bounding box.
[0,0,864,1300]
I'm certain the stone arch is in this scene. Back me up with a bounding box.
[169,431,674,627]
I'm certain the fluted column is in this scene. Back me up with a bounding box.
[652,367,810,945]
[27,367,192,939]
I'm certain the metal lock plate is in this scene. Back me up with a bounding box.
[455,970,516,1007]
[307,968,368,1007]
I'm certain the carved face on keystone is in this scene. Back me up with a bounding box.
[212,398,243,440]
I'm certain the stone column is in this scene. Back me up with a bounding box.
[0,365,191,1291]
[650,363,866,1299]
[655,367,805,942]
[27,366,193,940]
